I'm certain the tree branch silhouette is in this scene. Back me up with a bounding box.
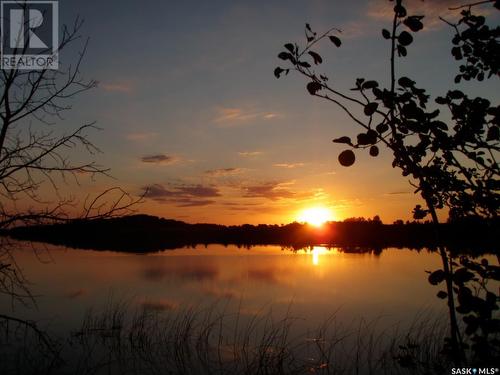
[275,0,499,365]
[0,7,144,365]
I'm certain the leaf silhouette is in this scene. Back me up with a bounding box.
[308,51,323,64]
[364,102,378,116]
[398,31,413,46]
[404,16,424,32]
[274,67,284,79]
[329,36,342,47]
[338,150,355,167]
[306,81,322,95]
[333,136,352,145]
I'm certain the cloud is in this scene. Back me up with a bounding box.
[101,82,133,93]
[243,181,296,201]
[144,184,220,198]
[140,154,179,165]
[214,107,280,126]
[142,183,220,206]
[238,151,262,157]
[174,198,216,207]
[204,167,242,176]
[273,163,305,169]
[366,0,490,29]
[126,132,158,141]
[385,191,412,195]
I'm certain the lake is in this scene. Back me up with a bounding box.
[3,243,449,330]
[2,243,492,374]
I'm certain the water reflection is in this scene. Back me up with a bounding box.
[310,246,333,266]
[2,243,452,336]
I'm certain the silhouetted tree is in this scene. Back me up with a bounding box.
[275,0,499,365]
[0,6,141,361]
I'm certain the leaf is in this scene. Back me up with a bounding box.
[306,23,312,32]
[398,31,413,46]
[329,36,342,47]
[369,145,379,157]
[398,76,414,88]
[366,129,378,144]
[428,270,445,285]
[338,150,355,167]
[308,51,323,64]
[487,126,499,141]
[376,123,389,134]
[437,291,448,299]
[357,133,369,145]
[394,5,407,18]
[332,136,352,145]
[274,67,284,79]
[278,52,293,61]
[404,16,424,32]
[364,102,379,116]
[451,46,462,60]
[448,90,464,99]
[306,81,322,95]
[299,61,311,68]
[397,45,407,57]
[382,29,391,39]
[284,43,295,53]
[435,96,448,105]
[362,80,378,90]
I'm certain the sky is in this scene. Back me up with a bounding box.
[44,0,499,225]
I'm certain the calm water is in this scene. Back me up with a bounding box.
[2,243,450,335]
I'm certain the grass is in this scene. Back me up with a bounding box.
[0,299,455,375]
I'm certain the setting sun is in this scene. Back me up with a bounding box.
[297,207,333,227]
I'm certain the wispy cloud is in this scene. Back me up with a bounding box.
[214,107,281,126]
[142,183,220,206]
[385,191,412,195]
[366,0,490,30]
[243,181,297,201]
[273,163,305,169]
[204,167,243,176]
[101,82,133,93]
[140,154,179,165]
[238,151,262,157]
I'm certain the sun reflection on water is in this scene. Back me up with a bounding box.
[311,246,332,266]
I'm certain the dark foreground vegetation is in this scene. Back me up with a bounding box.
[4,214,499,254]
[0,300,452,375]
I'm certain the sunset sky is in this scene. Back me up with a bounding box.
[56,0,499,225]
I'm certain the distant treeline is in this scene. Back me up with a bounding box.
[3,214,499,254]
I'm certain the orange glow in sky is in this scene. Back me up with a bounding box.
[297,207,333,227]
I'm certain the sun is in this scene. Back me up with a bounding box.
[297,207,333,227]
